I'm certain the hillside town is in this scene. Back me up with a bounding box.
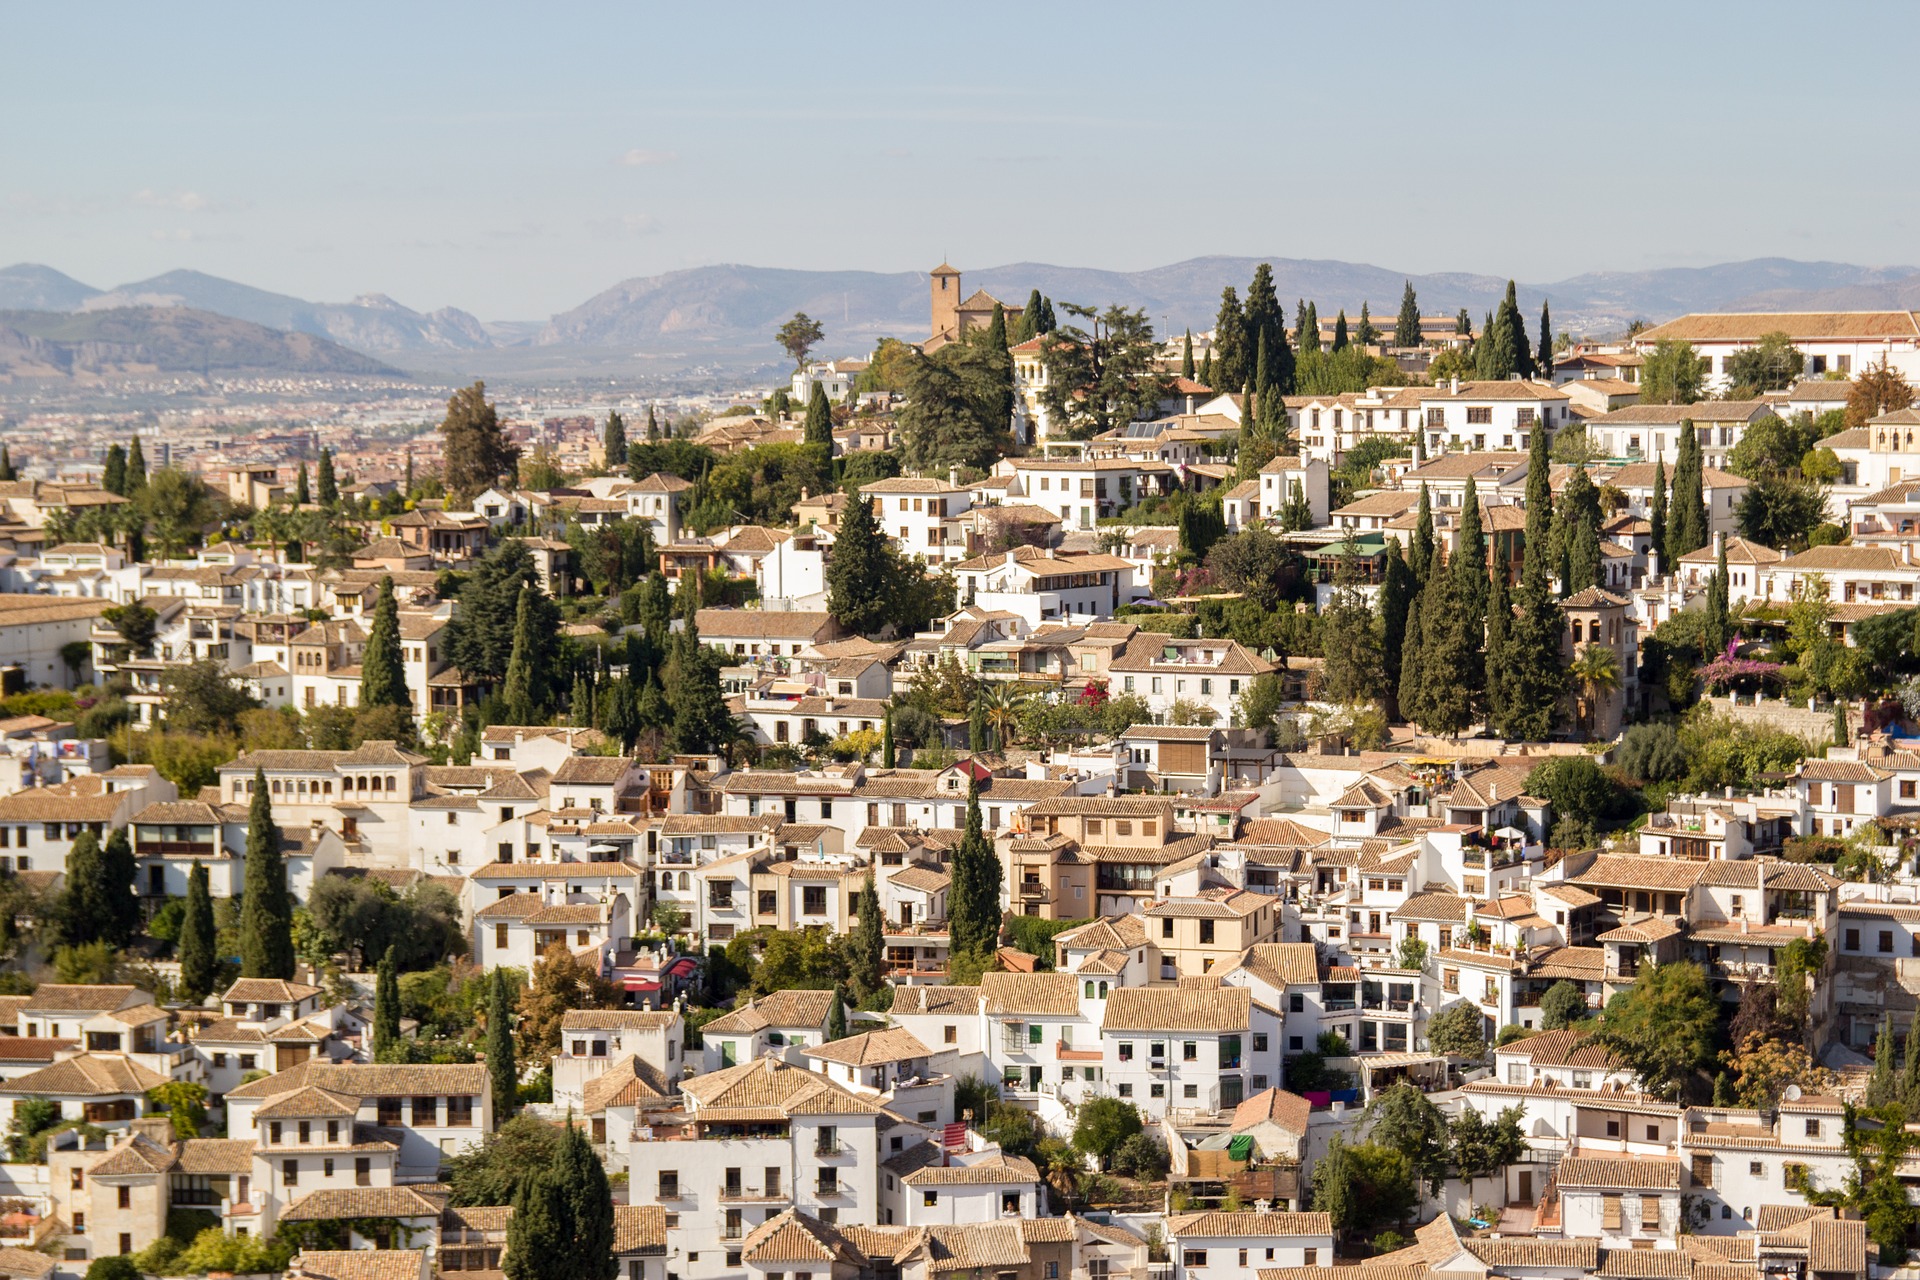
[0,267,1916,1280]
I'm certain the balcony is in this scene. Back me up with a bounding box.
[815,1140,846,1157]
[1018,882,1051,903]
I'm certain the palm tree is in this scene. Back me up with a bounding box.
[1570,643,1620,739]
[981,684,1023,751]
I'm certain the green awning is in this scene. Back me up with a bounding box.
[1227,1134,1255,1162]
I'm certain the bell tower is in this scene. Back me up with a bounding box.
[929,262,961,342]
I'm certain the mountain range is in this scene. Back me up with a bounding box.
[0,306,401,381]
[8,257,1920,382]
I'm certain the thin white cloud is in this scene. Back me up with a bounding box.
[134,189,210,212]
[587,212,663,239]
[616,148,678,167]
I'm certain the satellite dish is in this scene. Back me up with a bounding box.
[1783,1084,1802,1102]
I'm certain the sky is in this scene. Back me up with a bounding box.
[6,1,1917,322]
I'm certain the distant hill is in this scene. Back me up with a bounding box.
[540,256,1920,358]
[0,264,103,312]
[1729,272,1920,313]
[0,307,404,380]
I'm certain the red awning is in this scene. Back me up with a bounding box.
[624,979,661,992]
[667,958,696,977]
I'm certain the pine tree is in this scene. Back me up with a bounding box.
[102,445,127,496]
[177,862,217,1003]
[803,381,833,448]
[98,827,139,949]
[1332,310,1349,352]
[827,985,848,1041]
[1537,301,1554,378]
[881,708,895,768]
[1181,330,1195,381]
[1648,456,1669,570]
[374,946,401,1055]
[125,438,147,494]
[1397,592,1427,727]
[486,969,517,1125]
[360,576,409,711]
[848,872,884,1000]
[241,769,294,979]
[826,484,899,635]
[439,381,521,507]
[1410,485,1435,585]
[1211,287,1248,393]
[294,463,310,506]
[1667,424,1709,558]
[501,584,544,725]
[947,784,1001,960]
[603,410,627,469]
[316,448,339,506]
[1394,281,1421,348]
[1380,544,1415,719]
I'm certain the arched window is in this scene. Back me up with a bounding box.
[661,872,672,891]
[1099,982,1109,997]
[272,780,283,794]
[1085,981,1094,998]
[678,872,690,891]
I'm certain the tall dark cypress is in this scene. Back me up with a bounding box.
[125,438,147,493]
[1494,408,1566,740]
[240,769,295,979]
[803,381,833,448]
[1332,310,1349,352]
[984,302,1015,425]
[102,445,127,496]
[1394,281,1421,348]
[1536,301,1554,379]
[1397,593,1427,727]
[1483,563,1512,730]
[553,1123,617,1280]
[1181,330,1195,381]
[0,446,14,483]
[486,969,517,1125]
[374,946,400,1056]
[1019,290,1044,343]
[177,862,217,1003]
[360,576,408,711]
[98,827,139,949]
[948,784,1000,959]
[1212,287,1248,394]
[1668,423,1708,558]
[603,410,627,468]
[1410,485,1435,586]
[295,464,310,506]
[1243,264,1293,393]
[1503,280,1532,379]
[1297,301,1319,356]
[317,448,339,506]
[1454,476,1488,704]
[1648,456,1669,570]
[1379,544,1415,719]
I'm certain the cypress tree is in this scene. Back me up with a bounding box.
[1902,1017,1920,1113]
[803,381,833,448]
[1495,419,1566,741]
[1355,302,1379,349]
[98,827,139,950]
[1668,423,1709,558]
[317,448,339,506]
[1454,476,1489,704]
[1484,561,1512,729]
[1558,540,1573,600]
[826,483,897,635]
[599,674,637,751]
[1212,287,1248,393]
[1571,521,1603,594]
[505,1162,566,1280]
[1397,591,1427,726]
[1181,330,1195,381]
[1503,281,1532,379]
[603,410,627,468]
[984,302,1014,425]
[102,445,127,496]
[639,573,672,653]
[0,446,13,483]
[1713,1072,1735,1107]
[1297,301,1319,355]
[1416,569,1475,735]
[1707,538,1732,652]
[1537,301,1554,378]
[636,673,668,733]
[1869,1019,1897,1108]
[360,576,409,711]
[1478,304,1515,380]
[570,671,593,728]
[947,783,1001,960]
[554,1123,617,1280]
[486,969,517,1125]
[1380,543,1415,719]
[1038,297,1055,333]
[969,701,988,754]
[1410,485,1435,585]
[60,830,106,948]
[374,946,400,1055]
[1648,455,1669,570]
[848,872,884,1000]
[241,769,295,979]
[178,862,217,1003]
[125,438,147,493]
[404,452,415,499]
[1522,409,1554,581]
[667,624,730,756]
[1243,264,1293,394]
[1455,309,1473,337]
[1254,330,1271,399]
[1019,290,1044,343]
[646,405,660,442]
[827,985,848,1041]
[1198,349,1214,388]
[1394,281,1420,348]
[501,584,543,725]
[881,708,895,768]
[1332,310,1349,352]
[295,463,310,506]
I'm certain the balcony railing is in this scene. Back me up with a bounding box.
[815,1140,846,1157]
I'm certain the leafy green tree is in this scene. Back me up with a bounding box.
[1361,1083,1448,1192]
[896,335,1013,473]
[1311,1137,1418,1239]
[1617,722,1686,782]
[440,382,521,508]
[1072,1097,1143,1169]
[1738,475,1828,551]
[486,969,517,1125]
[1526,755,1615,836]
[137,468,219,558]
[148,1080,209,1138]
[1846,360,1915,428]
[1426,1002,1489,1061]
[316,449,339,506]
[1355,302,1379,349]
[1589,960,1718,1100]
[359,576,409,712]
[240,769,294,978]
[1394,281,1420,348]
[1448,1105,1526,1207]
[177,862,218,1002]
[1640,341,1709,406]
[1319,580,1384,706]
[447,540,556,686]
[1540,980,1587,1030]
[1036,304,1167,438]
[775,312,824,368]
[1725,332,1806,397]
[603,410,627,469]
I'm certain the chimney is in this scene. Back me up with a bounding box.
[1712,530,1725,558]
[1450,377,1460,395]
[949,467,960,487]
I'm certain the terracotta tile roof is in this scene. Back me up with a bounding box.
[889,985,981,1016]
[1498,1027,1619,1069]
[1231,1086,1311,1135]
[678,1056,882,1117]
[1554,1155,1681,1189]
[1808,1218,1869,1276]
[1465,1239,1599,1269]
[173,1137,257,1174]
[290,1252,422,1280]
[85,1133,177,1175]
[1055,916,1150,952]
[280,1186,445,1222]
[582,1054,670,1111]
[1166,1211,1333,1238]
[613,1203,668,1254]
[1526,945,1606,981]
[23,984,145,1013]
[1636,311,1920,343]
[925,1222,1031,1271]
[225,1060,486,1101]
[902,1153,1040,1186]
[803,1028,930,1067]
[256,1085,363,1119]
[1571,854,1705,892]
[1101,986,1250,1033]
[1596,916,1683,943]
[741,1209,863,1265]
[0,1052,167,1097]
[1393,891,1470,923]
[1231,943,1323,987]
[980,972,1082,1017]
[223,978,323,1004]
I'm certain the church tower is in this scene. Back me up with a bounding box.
[929,262,961,343]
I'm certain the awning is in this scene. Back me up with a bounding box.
[668,958,697,977]
[624,979,661,992]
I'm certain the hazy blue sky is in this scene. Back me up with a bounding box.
[6,2,1914,320]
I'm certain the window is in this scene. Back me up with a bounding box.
[1602,1196,1622,1230]
[1805,1118,1821,1138]
[1183,1041,1198,1061]
[658,1171,679,1199]
[270,1121,283,1144]
[356,1157,371,1186]
[802,886,827,915]
[282,1159,299,1187]
[447,1096,474,1126]
[1029,1024,1043,1045]
[1846,928,1861,951]
[413,1096,438,1125]
[923,1191,937,1208]
[1118,1083,1133,1097]
[1183,1251,1207,1269]
[117,1186,131,1209]
[1304,1251,1318,1267]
